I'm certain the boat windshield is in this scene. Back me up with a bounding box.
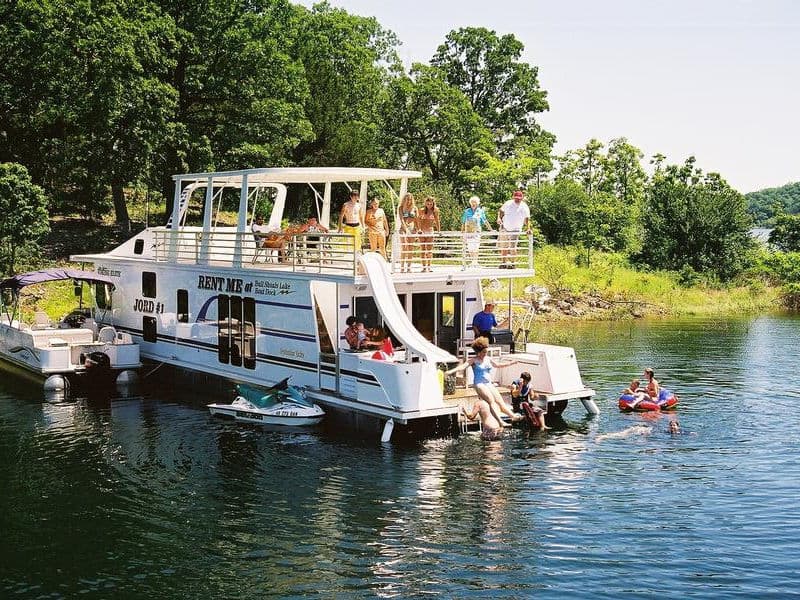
[236,381,313,408]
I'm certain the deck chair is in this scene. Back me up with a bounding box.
[33,311,52,329]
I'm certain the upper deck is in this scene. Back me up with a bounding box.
[73,167,535,282]
[73,228,535,282]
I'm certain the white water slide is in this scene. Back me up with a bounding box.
[359,253,457,364]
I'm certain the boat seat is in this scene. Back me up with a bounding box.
[97,326,117,343]
[115,331,133,344]
[33,311,52,329]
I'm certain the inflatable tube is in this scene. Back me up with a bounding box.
[618,393,660,412]
[618,390,679,412]
[656,388,679,410]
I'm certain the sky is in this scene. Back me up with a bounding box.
[296,0,799,193]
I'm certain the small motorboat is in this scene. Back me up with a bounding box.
[208,377,324,426]
[618,388,679,412]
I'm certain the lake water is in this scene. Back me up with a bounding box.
[2,315,799,598]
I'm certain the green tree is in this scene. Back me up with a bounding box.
[381,64,493,193]
[601,137,646,206]
[747,181,800,226]
[557,139,606,196]
[769,214,800,251]
[293,2,400,168]
[156,0,313,214]
[430,27,552,155]
[0,0,176,225]
[531,179,633,261]
[463,136,553,207]
[0,163,49,275]
[637,158,754,280]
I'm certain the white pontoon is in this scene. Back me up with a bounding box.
[0,268,141,391]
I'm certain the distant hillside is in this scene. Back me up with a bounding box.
[746,181,800,226]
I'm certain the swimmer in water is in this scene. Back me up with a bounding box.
[596,424,652,442]
[668,420,681,434]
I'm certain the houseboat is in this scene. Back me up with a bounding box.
[71,167,596,441]
[0,268,141,391]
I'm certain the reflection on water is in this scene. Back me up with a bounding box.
[1,316,800,597]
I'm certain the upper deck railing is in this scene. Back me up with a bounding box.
[149,229,534,276]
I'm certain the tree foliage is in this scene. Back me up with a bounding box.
[430,27,552,154]
[768,214,800,252]
[381,64,493,192]
[531,179,633,258]
[0,163,49,275]
[293,3,400,168]
[636,158,754,280]
[746,181,800,226]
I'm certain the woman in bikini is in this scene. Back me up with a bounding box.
[397,193,418,272]
[417,196,440,272]
[365,197,389,258]
[446,337,522,423]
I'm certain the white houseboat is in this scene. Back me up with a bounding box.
[71,167,596,441]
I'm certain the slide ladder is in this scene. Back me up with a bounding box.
[359,253,457,364]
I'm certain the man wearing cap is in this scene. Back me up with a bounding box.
[471,302,498,343]
[497,189,531,268]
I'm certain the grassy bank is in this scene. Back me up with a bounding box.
[492,246,779,322]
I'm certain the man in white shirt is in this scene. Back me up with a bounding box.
[497,189,531,268]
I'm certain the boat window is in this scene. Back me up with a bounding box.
[143,316,157,342]
[354,296,380,331]
[440,295,455,327]
[229,295,243,367]
[218,294,230,363]
[142,272,156,298]
[243,297,256,369]
[95,283,112,310]
[412,293,435,342]
[134,239,144,255]
[315,303,334,354]
[177,289,188,323]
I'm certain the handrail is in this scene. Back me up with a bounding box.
[388,231,534,271]
[149,228,533,274]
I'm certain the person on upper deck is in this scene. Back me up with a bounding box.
[461,195,491,268]
[418,196,440,272]
[472,302,498,343]
[365,197,389,259]
[338,190,364,252]
[397,192,418,273]
[497,189,531,268]
[251,215,286,262]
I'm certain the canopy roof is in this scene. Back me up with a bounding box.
[0,268,116,292]
[172,167,422,186]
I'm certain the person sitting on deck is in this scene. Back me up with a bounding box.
[445,337,523,423]
[296,216,329,261]
[511,371,549,430]
[252,216,286,263]
[344,316,381,351]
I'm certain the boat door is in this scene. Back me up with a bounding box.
[436,292,461,354]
